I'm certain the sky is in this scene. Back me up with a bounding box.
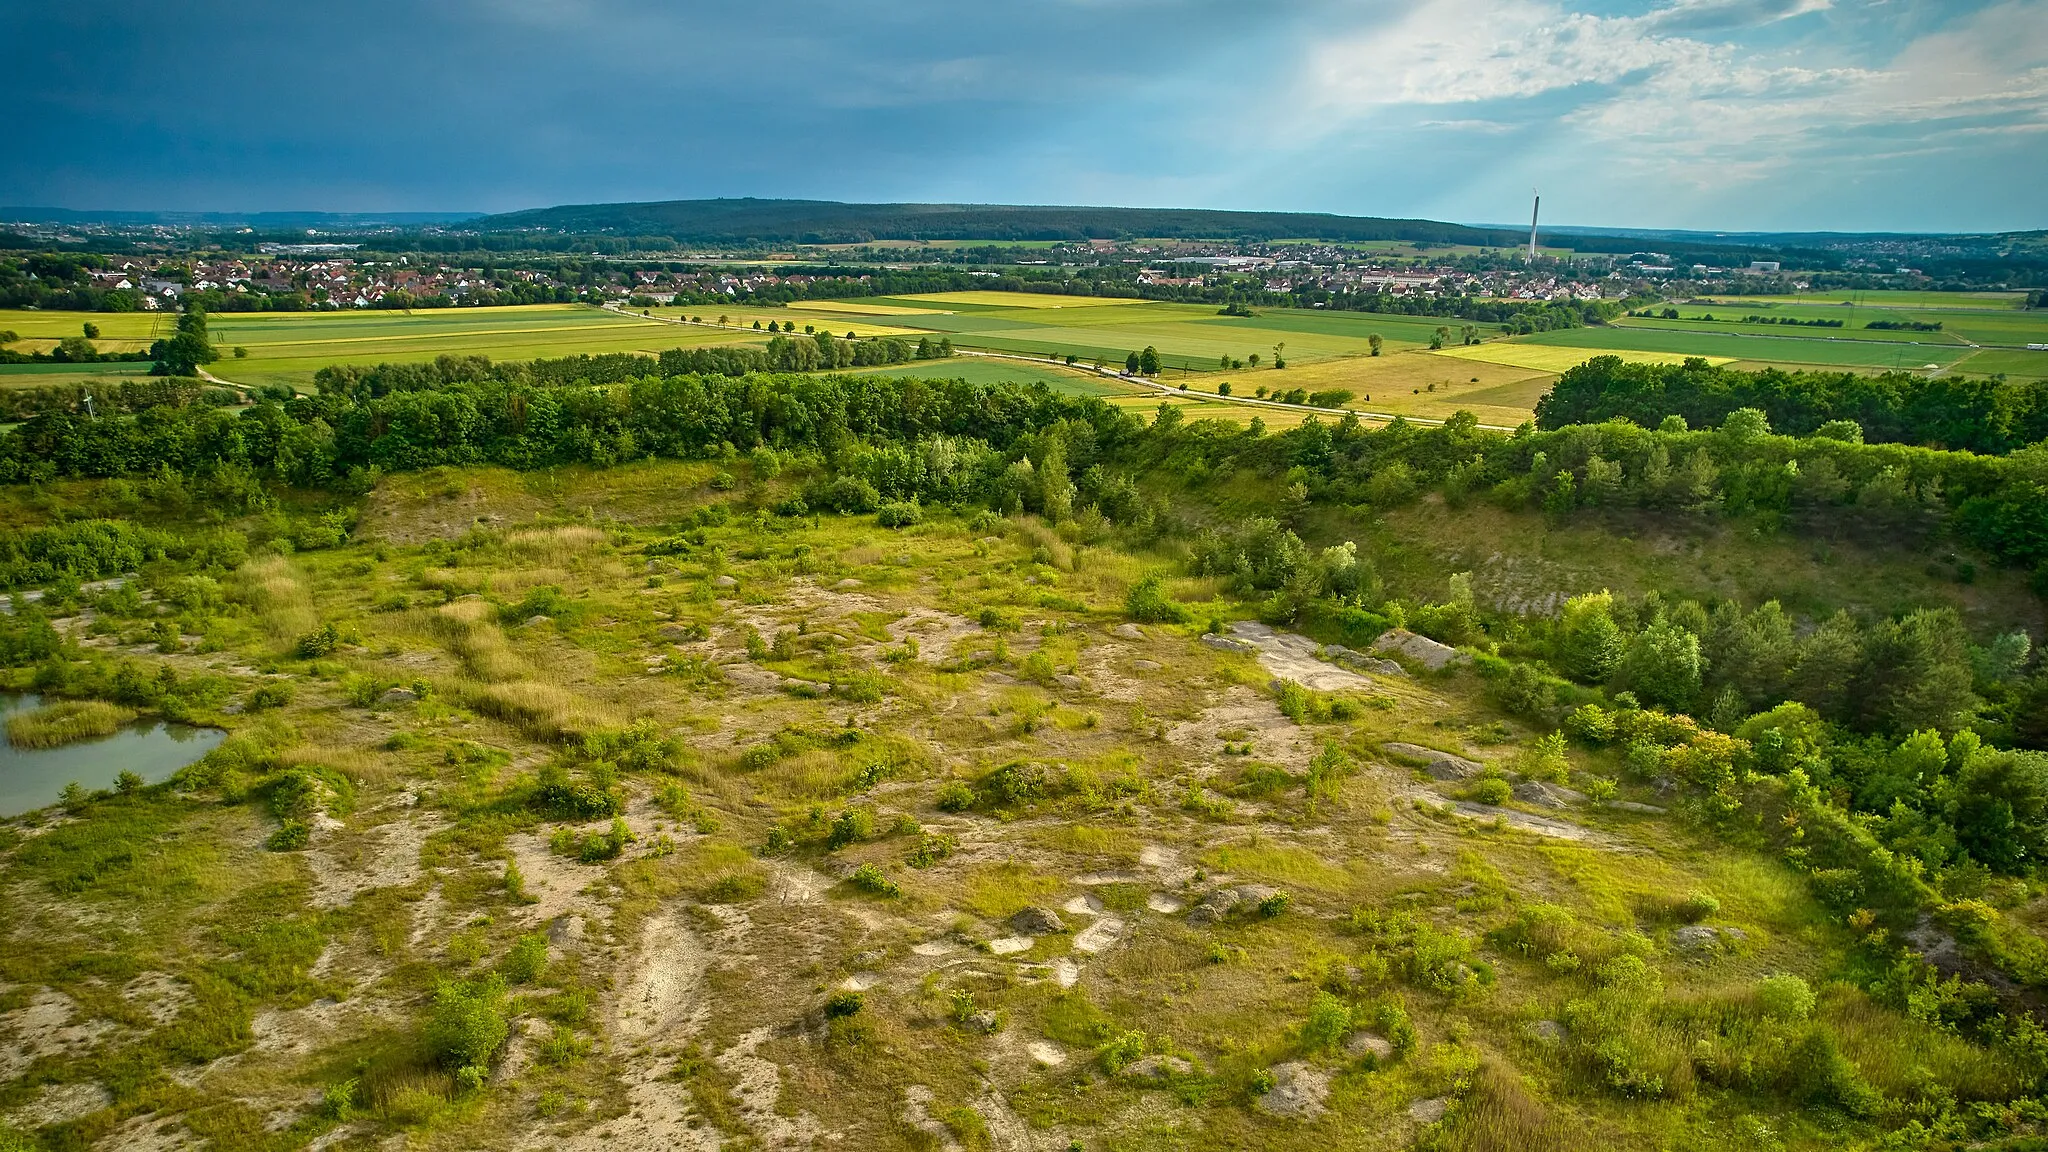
[6,0,2045,233]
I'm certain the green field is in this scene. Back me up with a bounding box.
[1626,296,2048,350]
[843,355,1137,396]
[0,304,777,394]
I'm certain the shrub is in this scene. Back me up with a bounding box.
[266,819,310,851]
[1756,974,1815,1021]
[1098,1030,1147,1074]
[294,622,345,659]
[501,933,549,984]
[1124,573,1192,624]
[426,975,510,1084]
[876,501,924,528]
[1469,776,1512,805]
[249,682,294,710]
[1301,991,1352,1051]
[934,780,975,812]
[825,991,865,1019]
[1674,890,1720,922]
[848,863,901,898]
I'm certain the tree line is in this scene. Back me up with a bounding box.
[1536,355,2048,455]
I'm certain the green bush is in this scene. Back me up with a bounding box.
[1756,973,1815,1021]
[1301,991,1351,1051]
[1469,777,1512,805]
[1124,573,1192,624]
[1675,890,1721,922]
[501,933,549,984]
[877,501,924,528]
[1098,1030,1147,1074]
[426,975,510,1083]
[848,863,900,898]
[266,819,310,851]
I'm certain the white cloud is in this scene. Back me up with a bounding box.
[1296,0,2047,182]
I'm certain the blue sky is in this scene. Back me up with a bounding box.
[6,0,2043,232]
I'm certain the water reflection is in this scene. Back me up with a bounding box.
[0,693,226,816]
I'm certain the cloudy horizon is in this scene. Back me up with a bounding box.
[7,0,2043,233]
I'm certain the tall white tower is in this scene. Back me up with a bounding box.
[1528,191,1540,262]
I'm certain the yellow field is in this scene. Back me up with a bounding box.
[903,291,1147,309]
[1430,343,1737,373]
[794,300,954,317]
[648,306,923,340]
[0,309,170,354]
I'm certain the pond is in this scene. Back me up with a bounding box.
[0,693,226,817]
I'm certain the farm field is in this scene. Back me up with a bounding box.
[1517,324,1976,370]
[0,309,171,354]
[1702,290,2031,309]
[844,355,1138,397]
[1431,343,1738,373]
[0,304,774,394]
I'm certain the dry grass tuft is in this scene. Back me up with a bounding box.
[235,555,316,642]
[275,745,393,786]
[430,600,529,681]
[6,700,136,748]
[506,525,607,564]
[462,680,621,741]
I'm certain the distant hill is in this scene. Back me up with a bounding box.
[468,198,1530,246]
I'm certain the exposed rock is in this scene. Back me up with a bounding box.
[1409,1096,1450,1124]
[1123,1055,1193,1082]
[1530,1019,1566,1045]
[656,623,696,641]
[1053,674,1087,691]
[1145,892,1185,914]
[1602,800,1667,814]
[988,936,1032,955]
[1254,1061,1330,1119]
[377,686,419,705]
[1201,633,1258,654]
[1324,645,1406,676]
[1384,742,1486,780]
[1112,623,1145,640]
[964,1010,1003,1034]
[1346,1031,1394,1060]
[1072,915,1125,953]
[1028,1040,1066,1067]
[1186,889,1241,926]
[1372,629,1468,671]
[1131,659,1164,672]
[710,575,739,589]
[1512,780,1586,809]
[522,615,551,627]
[835,578,862,589]
[1671,925,1727,953]
[1010,906,1066,936]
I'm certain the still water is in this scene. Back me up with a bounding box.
[0,693,225,817]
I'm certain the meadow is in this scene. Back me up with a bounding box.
[5,352,2048,1151]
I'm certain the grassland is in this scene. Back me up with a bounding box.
[0,456,2034,1151]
